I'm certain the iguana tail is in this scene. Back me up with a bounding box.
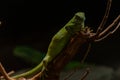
[12,61,44,79]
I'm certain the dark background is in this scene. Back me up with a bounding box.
[0,0,120,72]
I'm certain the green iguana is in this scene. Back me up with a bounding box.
[13,12,85,78]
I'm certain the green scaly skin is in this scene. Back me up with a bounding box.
[13,12,85,79]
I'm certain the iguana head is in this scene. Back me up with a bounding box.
[65,12,85,33]
[74,12,85,24]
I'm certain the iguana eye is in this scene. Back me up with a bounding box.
[75,16,85,23]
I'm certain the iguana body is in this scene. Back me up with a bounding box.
[13,12,85,78]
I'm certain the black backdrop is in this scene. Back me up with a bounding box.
[0,0,120,71]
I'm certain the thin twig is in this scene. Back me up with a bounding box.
[95,15,120,42]
[64,70,76,80]
[95,22,120,42]
[96,0,112,35]
[80,68,90,80]
[98,15,120,37]
[81,43,91,63]
[0,71,15,79]
[0,63,15,80]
